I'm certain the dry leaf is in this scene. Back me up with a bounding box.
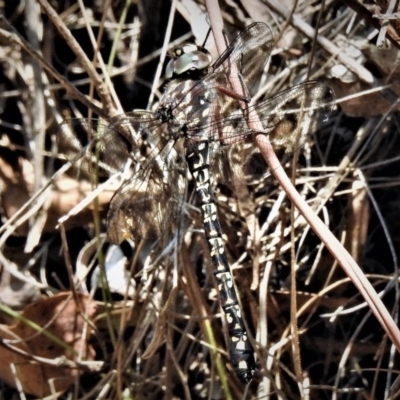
[0,292,97,397]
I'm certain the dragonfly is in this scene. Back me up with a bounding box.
[57,22,334,383]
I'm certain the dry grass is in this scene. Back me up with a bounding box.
[1,0,400,399]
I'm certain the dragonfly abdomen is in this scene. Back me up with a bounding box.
[186,140,256,383]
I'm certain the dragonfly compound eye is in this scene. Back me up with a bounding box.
[165,48,212,79]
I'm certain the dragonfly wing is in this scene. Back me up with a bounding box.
[57,119,120,179]
[210,138,268,185]
[107,151,187,244]
[209,82,335,184]
[57,111,186,243]
[105,113,188,243]
[211,22,274,94]
[57,111,162,178]
[251,81,335,152]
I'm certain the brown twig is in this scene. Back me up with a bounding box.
[36,0,117,117]
[0,16,105,117]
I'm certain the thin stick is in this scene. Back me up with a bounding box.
[36,0,117,117]
[0,17,105,117]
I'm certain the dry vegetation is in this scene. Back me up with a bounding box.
[0,0,400,399]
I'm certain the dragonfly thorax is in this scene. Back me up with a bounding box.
[156,104,173,123]
[158,79,214,141]
[165,43,212,80]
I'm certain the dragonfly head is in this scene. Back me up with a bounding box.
[165,43,212,80]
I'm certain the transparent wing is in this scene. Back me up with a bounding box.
[107,146,187,243]
[107,157,186,243]
[210,22,274,94]
[57,111,186,243]
[57,111,163,178]
[57,118,122,179]
[208,81,335,184]
[225,81,335,149]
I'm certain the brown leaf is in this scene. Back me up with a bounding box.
[0,292,97,397]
